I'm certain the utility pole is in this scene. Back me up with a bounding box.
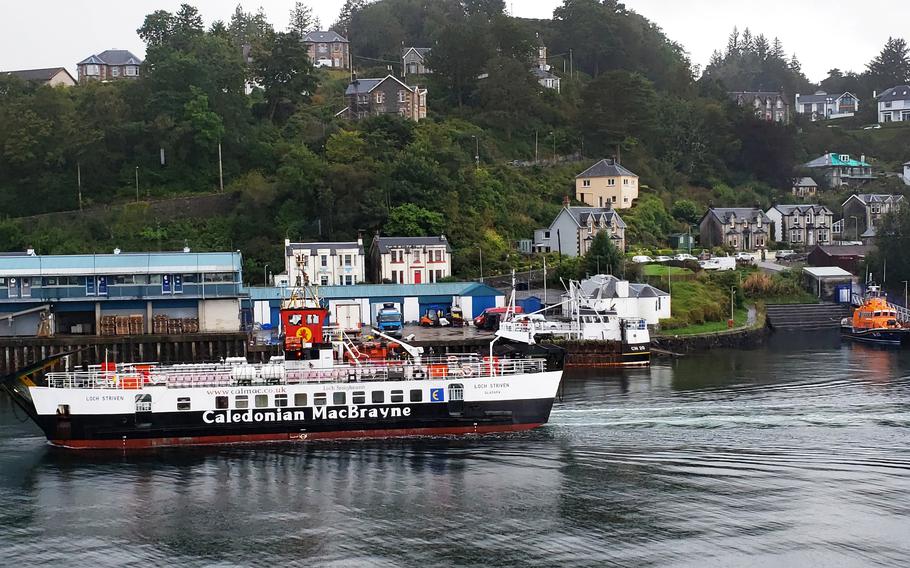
[77,162,83,211]
[264,264,269,286]
[218,141,224,193]
[478,246,484,282]
[472,135,479,168]
[550,131,556,161]
[569,49,573,78]
[535,130,539,163]
[543,256,547,310]
[135,166,139,203]
[902,280,908,307]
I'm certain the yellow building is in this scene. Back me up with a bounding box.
[574,159,640,209]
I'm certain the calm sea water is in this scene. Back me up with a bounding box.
[2,332,910,567]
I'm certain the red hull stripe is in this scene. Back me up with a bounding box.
[50,423,545,450]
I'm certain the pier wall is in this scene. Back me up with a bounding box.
[0,333,248,375]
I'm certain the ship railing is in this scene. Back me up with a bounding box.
[886,302,910,324]
[43,357,548,389]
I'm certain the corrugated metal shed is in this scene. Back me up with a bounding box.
[0,252,241,277]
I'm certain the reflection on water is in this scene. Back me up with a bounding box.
[2,331,910,567]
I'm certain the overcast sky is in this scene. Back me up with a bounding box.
[0,0,903,83]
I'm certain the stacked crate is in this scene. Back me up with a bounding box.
[99,316,117,336]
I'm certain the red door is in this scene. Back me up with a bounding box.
[414,271,422,284]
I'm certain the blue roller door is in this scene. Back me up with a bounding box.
[471,295,497,318]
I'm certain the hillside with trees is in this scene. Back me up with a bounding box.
[0,1,908,284]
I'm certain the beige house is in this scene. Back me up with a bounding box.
[370,236,452,284]
[4,67,76,87]
[574,159,640,209]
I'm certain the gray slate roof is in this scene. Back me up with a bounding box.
[78,50,142,66]
[793,177,818,187]
[705,208,771,224]
[303,31,349,43]
[845,193,905,205]
[564,207,626,229]
[344,75,416,96]
[770,204,832,215]
[373,236,451,253]
[403,47,431,58]
[3,67,73,82]
[577,275,668,299]
[575,159,638,179]
[812,244,872,256]
[532,67,558,80]
[286,241,364,256]
[876,85,910,102]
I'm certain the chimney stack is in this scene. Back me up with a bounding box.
[563,195,570,208]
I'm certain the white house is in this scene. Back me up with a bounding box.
[876,85,910,123]
[794,91,858,120]
[370,236,452,284]
[903,161,910,186]
[284,238,366,287]
[533,200,626,257]
[562,275,671,326]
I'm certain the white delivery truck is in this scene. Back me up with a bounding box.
[333,302,363,335]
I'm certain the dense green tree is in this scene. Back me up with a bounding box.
[670,199,701,224]
[866,37,910,90]
[288,2,319,35]
[584,231,623,276]
[581,70,658,154]
[425,22,492,106]
[384,203,446,237]
[253,31,319,122]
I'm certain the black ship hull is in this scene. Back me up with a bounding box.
[37,398,554,449]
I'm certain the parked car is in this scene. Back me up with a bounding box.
[775,250,797,262]
[674,253,698,262]
[632,255,654,264]
[734,252,755,264]
[654,255,672,263]
[473,306,524,330]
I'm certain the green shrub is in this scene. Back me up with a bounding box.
[687,307,705,325]
[660,317,688,330]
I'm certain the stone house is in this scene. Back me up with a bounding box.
[841,194,904,241]
[803,153,874,187]
[402,47,431,76]
[765,205,834,247]
[699,208,771,251]
[339,75,427,122]
[303,31,350,69]
[728,91,790,123]
[77,50,142,83]
[792,177,819,198]
[4,67,76,87]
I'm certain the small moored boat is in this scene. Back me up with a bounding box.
[840,284,910,347]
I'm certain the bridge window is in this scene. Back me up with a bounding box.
[314,393,327,406]
[294,393,307,407]
[390,390,404,403]
[352,391,366,405]
[255,395,268,408]
[177,397,191,411]
[235,395,249,409]
[372,391,384,404]
[275,394,288,407]
[215,396,228,409]
[410,389,423,402]
[333,392,346,405]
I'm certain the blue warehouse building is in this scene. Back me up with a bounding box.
[244,282,505,332]
[0,251,244,337]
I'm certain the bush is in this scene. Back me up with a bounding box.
[660,317,688,330]
[687,307,705,325]
[702,301,723,321]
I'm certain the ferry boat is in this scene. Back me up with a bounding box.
[0,287,563,450]
[840,284,910,347]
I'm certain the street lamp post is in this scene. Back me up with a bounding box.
[478,247,484,282]
[135,166,140,203]
[263,264,269,286]
[730,286,736,322]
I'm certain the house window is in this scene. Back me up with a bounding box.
[111,67,120,77]
[398,90,408,103]
[357,94,369,105]
[623,178,629,185]
[436,270,443,282]
[125,66,138,76]
[375,91,385,104]
[86,64,100,76]
[320,276,329,286]
[343,254,352,266]
[345,275,353,285]
[414,250,421,262]
[321,255,328,267]
[611,196,617,203]
[582,179,591,187]
[608,179,616,186]
[390,270,398,283]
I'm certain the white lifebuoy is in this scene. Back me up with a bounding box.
[461,364,474,377]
